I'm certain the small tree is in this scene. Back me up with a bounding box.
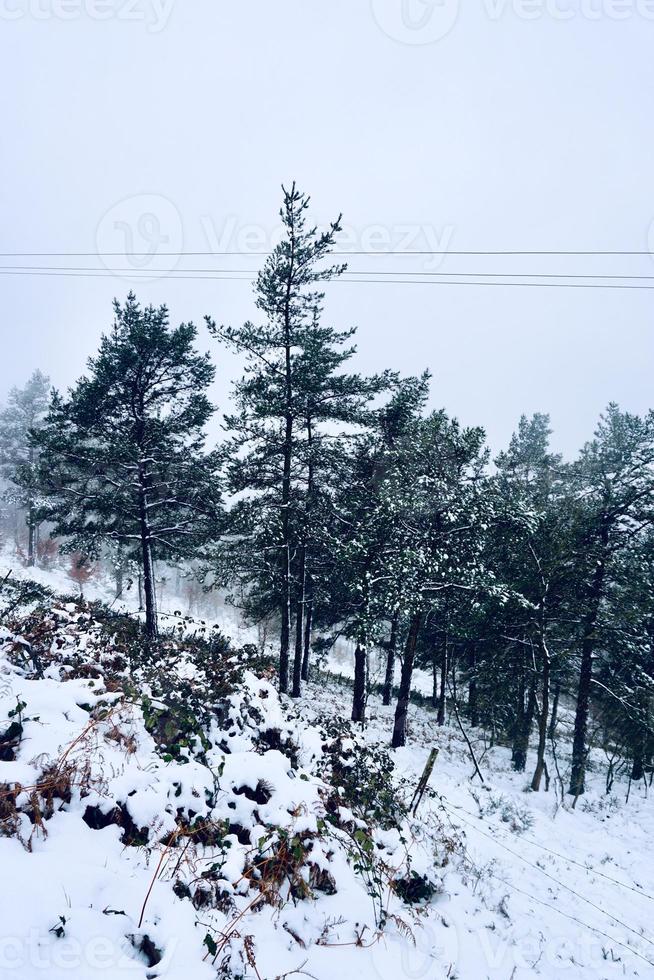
[0,370,50,565]
[68,552,96,599]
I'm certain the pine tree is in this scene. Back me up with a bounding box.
[492,414,573,787]
[567,405,654,797]
[208,184,385,695]
[34,294,221,638]
[596,533,654,785]
[0,370,50,565]
[324,376,430,724]
[389,410,489,748]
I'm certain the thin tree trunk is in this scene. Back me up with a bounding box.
[279,600,290,695]
[301,596,313,682]
[27,442,36,566]
[291,597,303,698]
[531,635,551,791]
[352,644,367,723]
[468,643,478,728]
[391,613,424,748]
[431,653,438,710]
[548,682,560,740]
[140,536,157,639]
[299,410,314,687]
[569,550,606,797]
[382,611,399,706]
[513,672,536,772]
[27,502,35,567]
[291,545,306,698]
[437,635,448,726]
[631,628,654,781]
[115,557,123,600]
[511,656,526,767]
[138,465,157,640]
[631,690,646,783]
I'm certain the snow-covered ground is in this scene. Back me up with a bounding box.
[1,557,653,979]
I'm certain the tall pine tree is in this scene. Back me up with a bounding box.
[208,184,385,694]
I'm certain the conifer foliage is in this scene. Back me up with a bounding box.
[0,369,50,565]
[32,295,221,637]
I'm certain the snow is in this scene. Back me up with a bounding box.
[1,556,654,979]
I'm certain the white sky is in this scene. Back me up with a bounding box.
[1,0,653,456]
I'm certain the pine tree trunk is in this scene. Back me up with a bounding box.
[26,443,36,566]
[468,644,478,728]
[301,597,313,682]
[569,552,606,797]
[531,635,551,791]
[631,691,646,783]
[115,561,123,600]
[513,673,536,772]
[351,644,367,723]
[548,682,560,740]
[292,599,303,698]
[391,613,424,748]
[141,537,157,639]
[511,662,526,768]
[279,498,292,694]
[279,601,290,695]
[438,636,448,726]
[27,502,35,567]
[291,545,306,698]
[138,465,157,640]
[382,611,399,706]
[630,642,653,781]
[632,636,654,781]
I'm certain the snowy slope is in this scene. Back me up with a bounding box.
[1,563,653,980]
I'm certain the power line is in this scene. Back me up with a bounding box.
[1,249,654,257]
[2,268,654,290]
[5,264,654,282]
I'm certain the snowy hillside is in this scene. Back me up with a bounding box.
[1,564,653,980]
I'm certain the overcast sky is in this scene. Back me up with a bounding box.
[1,1,652,456]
